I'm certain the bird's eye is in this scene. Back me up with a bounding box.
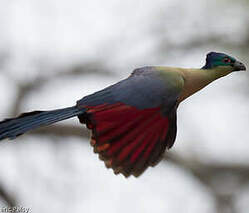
[223,58,231,63]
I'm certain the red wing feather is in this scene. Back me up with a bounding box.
[82,103,174,177]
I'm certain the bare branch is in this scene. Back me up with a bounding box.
[29,124,90,139]
[0,183,17,207]
[165,152,249,185]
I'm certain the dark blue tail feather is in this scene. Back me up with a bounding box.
[0,106,85,140]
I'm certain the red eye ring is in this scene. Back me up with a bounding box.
[223,58,231,63]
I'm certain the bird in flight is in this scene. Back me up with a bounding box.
[0,52,246,177]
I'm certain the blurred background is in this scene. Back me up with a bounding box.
[0,0,248,212]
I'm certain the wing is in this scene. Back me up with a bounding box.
[77,66,184,177]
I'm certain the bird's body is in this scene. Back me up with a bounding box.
[0,52,246,177]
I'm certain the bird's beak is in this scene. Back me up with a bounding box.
[233,60,246,71]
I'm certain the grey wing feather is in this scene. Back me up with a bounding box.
[77,66,183,114]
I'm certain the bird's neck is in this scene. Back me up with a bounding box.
[177,68,231,102]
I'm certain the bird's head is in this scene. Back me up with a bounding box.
[202,52,246,74]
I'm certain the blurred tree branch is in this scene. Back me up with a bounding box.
[0,183,17,207]
[6,61,114,115]
[0,14,249,212]
[30,124,89,138]
[165,153,249,213]
[0,59,114,208]
[30,125,249,213]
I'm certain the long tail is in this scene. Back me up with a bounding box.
[0,106,85,140]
